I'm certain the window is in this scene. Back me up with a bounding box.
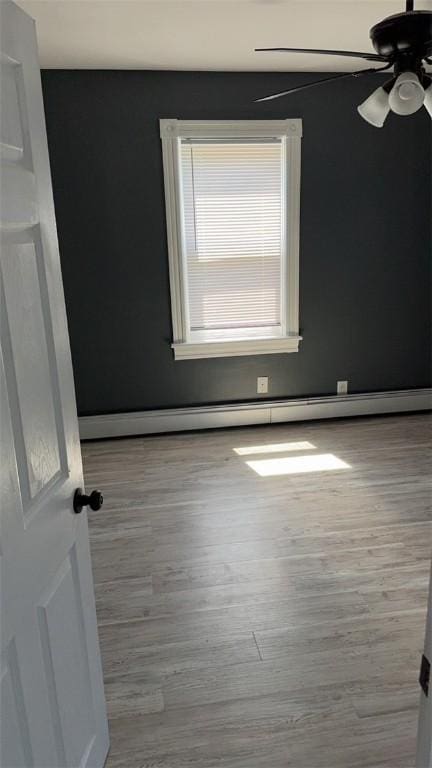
[160,119,302,360]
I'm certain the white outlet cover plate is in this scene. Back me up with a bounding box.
[257,377,269,394]
[337,380,348,395]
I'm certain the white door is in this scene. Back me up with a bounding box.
[417,564,432,767]
[0,3,109,767]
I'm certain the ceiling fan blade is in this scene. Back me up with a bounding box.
[255,47,388,62]
[255,64,393,102]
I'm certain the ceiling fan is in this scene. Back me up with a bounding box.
[255,0,432,126]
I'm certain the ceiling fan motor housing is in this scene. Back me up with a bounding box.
[370,10,432,64]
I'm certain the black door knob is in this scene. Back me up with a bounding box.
[73,488,104,514]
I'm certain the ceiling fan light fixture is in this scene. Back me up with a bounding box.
[388,71,425,115]
[357,86,391,127]
[254,4,432,126]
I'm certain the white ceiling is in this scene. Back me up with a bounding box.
[17,0,432,71]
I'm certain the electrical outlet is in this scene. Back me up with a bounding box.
[257,377,269,394]
[337,380,348,395]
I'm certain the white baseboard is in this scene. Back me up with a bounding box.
[79,388,431,440]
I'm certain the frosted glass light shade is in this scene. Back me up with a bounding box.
[424,82,432,118]
[389,72,425,116]
[357,86,390,127]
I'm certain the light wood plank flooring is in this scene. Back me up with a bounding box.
[83,413,432,768]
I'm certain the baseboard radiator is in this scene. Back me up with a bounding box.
[79,387,432,440]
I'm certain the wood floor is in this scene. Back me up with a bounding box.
[82,413,432,768]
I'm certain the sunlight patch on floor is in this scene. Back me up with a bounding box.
[246,453,351,477]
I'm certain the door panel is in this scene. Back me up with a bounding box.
[0,3,109,766]
[2,238,63,502]
[0,58,24,159]
[37,547,96,768]
[1,641,33,768]
[0,165,38,227]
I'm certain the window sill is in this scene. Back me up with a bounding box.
[172,335,302,360]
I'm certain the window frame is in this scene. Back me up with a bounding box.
[160,119,302,360]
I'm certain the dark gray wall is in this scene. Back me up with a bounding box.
[41,70,431,416]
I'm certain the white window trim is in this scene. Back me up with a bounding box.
[160,119,302,361]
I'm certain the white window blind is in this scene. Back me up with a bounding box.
[180,138,285,342]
